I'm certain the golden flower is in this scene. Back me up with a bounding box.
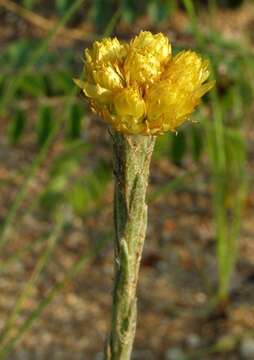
[75,31,215,135]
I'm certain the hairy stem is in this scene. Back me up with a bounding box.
[105,132,155,360]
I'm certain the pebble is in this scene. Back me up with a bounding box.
[132,349,153,359]
[240,337,254,359]
[94,352,103,360]
[165,347,185,360]
[16,350,30,360]
[186,333,201,348]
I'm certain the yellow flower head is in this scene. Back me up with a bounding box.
[75,31,215,135]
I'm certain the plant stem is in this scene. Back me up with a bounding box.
[105,132,155,360]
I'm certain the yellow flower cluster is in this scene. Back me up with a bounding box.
[75,31,214,135]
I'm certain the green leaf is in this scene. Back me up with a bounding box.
[18,73,46,97]
[40,191,64,213]
[47,70,74,95]
[67,182,90,215]
[22,0,39,9]
[224,128,246,175]
[148,0,176,24]
[89,0,115,32]
[121,0,154,23]
[191,126,203,162]
[68,163,110,216]
[121,0,136,23]
[65,103,85,140]
[0,74,5,97]
[153,133,170,159]
[36,106,54,147]
[50,141,89,176]
[39,141,90,215]
[170,131,187,165]
[0,40,34,70]
[8,109,26,146]
[55,0,73,14]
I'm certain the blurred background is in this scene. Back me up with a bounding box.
[0,0,254,359]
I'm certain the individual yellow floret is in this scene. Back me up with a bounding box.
[124,31,171,86]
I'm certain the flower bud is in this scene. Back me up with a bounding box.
[84,37,126,93]
[124,31,171,86]
[146,51,215,133]
[163,51,212,91]
[146,80,195,133]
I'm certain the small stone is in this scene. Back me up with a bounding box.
[241,337,254,359]
[132,349,153,359]
[165,347,185,360]
[94,352,104,360]
[16,349,30,360]
[186,333,201,348]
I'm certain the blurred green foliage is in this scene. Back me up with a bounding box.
[0,0,253,357]
[8,109,26,145]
